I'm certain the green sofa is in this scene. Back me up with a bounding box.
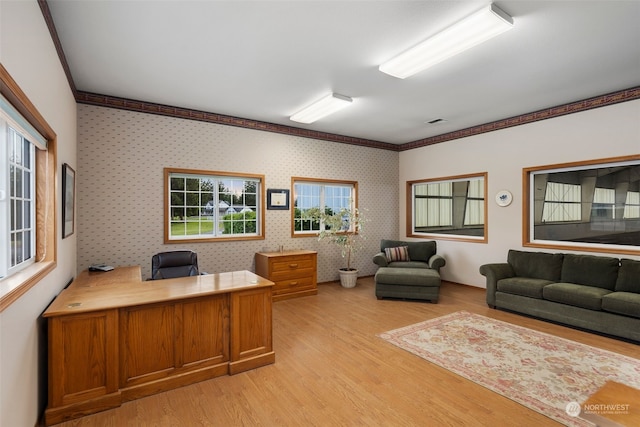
[480,249,640,342]
[373,239,446,302]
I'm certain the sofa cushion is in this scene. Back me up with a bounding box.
[560,254,619,291]
[615,259,640,293]
[385,246,410,262]
[497,277,552,299]
[381,239,436,263]
[507,250,563,281]
[543,283,612,310]
[602,292,640,319]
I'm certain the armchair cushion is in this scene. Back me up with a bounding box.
[385,246,410,262]
[389,260,430,269]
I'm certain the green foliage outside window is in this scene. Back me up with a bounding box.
[221,211,257,234]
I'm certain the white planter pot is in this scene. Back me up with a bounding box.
[339,269,358,288]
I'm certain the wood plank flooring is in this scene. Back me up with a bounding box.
[54,278,640,426]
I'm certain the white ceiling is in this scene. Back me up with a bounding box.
[47,0,640,145]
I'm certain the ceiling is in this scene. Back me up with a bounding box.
[47,0,640,146]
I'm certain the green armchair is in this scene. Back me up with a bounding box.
[373,239,446,303]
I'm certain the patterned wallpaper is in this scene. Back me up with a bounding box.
[77,105,399,281]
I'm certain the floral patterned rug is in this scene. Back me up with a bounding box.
[378,311,640,426]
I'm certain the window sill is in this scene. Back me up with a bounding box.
[0,261,56,312]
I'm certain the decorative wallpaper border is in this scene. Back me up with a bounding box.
[75,91,397,151]
[401,87,640,151]
[76,87,640,153]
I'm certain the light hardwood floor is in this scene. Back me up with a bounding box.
[54,278,639,426]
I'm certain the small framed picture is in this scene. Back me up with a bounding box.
[267,189,290,210]
[62,163,76,238]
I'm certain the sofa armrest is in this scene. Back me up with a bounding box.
[428,254,446,272]
[373,252,388,267]
[479,263,514,307]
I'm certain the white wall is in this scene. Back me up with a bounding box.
[400,99,640,287]
[0,1,77,426]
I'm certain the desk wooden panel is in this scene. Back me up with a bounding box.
[44,268,274,425]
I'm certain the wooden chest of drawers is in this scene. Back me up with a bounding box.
[255,250,317,301]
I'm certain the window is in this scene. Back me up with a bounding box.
[292,178,357,236]
[0,66,57,312]
[592,187,615,220]
[407,173,487,242]
[525,155,640,255]
[624,191,640,219]
[541,182,581,222]
[0,118,36,277]
[164,168,264,242]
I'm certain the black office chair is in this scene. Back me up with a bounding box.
[151,250,200,280]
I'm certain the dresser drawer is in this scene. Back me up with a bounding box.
[272,276,316,296]
[254,250,317,301]
[270,255,315,273]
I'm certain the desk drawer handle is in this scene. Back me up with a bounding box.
[290,281,298,285]
[289,264,298,268]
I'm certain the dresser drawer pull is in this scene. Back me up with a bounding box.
[289,264,298,268]
[290,281,298,285]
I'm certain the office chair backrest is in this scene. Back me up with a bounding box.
[151,250,199,280]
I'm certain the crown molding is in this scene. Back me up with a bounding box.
[75,91,398,151]
[399,87,640,151]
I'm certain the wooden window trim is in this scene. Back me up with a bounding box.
[290,177,358,238]
[522,154,640,255]
[0,64,57,312]
[406,172,488,243]
[163,167,265,243]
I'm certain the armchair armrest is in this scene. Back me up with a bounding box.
[479,263,514,308]
[373,252,388,267]
[428,254,446,272]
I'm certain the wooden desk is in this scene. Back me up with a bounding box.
[581,381,640,426]
[44,267,275,425]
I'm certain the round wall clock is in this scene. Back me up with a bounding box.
[495,190,513,207]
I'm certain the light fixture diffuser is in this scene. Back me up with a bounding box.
[290,93,353,124]
[379,3,514,79]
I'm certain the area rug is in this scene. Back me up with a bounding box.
[378,311,640,426]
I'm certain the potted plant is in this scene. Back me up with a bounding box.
[306,205,368,288]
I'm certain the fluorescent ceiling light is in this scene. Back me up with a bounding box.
[379,3,514,79]
[290,93,353,124]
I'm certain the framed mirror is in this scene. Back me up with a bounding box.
[524,155,640,255]
[407,172,487,242]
